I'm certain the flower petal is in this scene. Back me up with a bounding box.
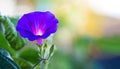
[41,24,58,38]
[16,15,32,32]
[18,29,39,41]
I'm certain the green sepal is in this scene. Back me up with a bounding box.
[48,45,55,60]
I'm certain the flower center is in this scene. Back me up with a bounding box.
[36,30,43,36]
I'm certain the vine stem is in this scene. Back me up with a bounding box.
[32,43,48,69]
[40,59,48,69]
[32,58,47,69]
[31,59,42,69]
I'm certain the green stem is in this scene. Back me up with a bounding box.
[32,58,48,69]
[40,59,48,69]
[31,59,42,69]
[34,43,48,69]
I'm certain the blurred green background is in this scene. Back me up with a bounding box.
[0,0,120,69]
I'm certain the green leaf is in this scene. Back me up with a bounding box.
[19,48,39,64]
[8,16,19,26]
[0,23,5,34]
[95,35,120,54]
[14,57,32,69]
[10,33,28,50]
[0,48,13,60]
[0,31,15,55]
[0,48,20,69]
[0,16,28,50]
[0,16,17,40]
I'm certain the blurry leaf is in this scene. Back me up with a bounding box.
[19,48,39,64]
[8,16,19,26]
[0,23,5,34]
[74,36,94,46]
[0,16,17,41]
[0,16,28,50]
[0,48,13,60]
[7,17,28,50]
[14,57,32,69]
[0,31,15,55]
[11,33,28,50]
[95,35,120,54]
[0,48,20,69]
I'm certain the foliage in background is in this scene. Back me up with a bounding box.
[0,15,37,69]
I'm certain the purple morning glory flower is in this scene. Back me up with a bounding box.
[16,11,58,45]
